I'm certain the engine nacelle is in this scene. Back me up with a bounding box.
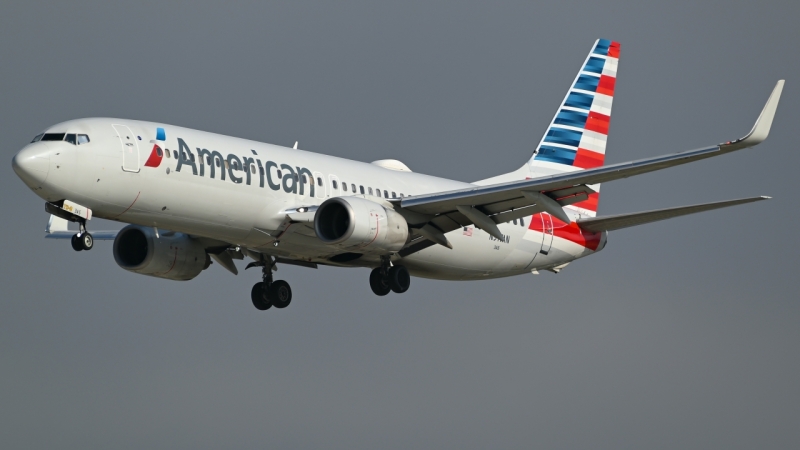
[113,225,211,281]
[314,197,409,253]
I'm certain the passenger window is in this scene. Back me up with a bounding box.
[277,170,282,179]
[190,153,195,162]
[392,191,396,198]
[216,158,221,167]
[156,147,163,157]
[513,219,517,225]
[173,150,179,159]
[400,193,404,197]
[302,175,307,183]
[251,165,255,174]
[520,218,526,227]
[165,149,170,158]
[360,185,365,194]
[332,180,338,189]
[65,134,77,145]
[206,156,211,165]
[383,190,388,198]
[317,177,323,187]
[77,134,90,144]
[352,184,357,193]
[376,189,382,198]
[342,182,347,191]
[368,187,373,195]
[259,167,264,175]
[31,133,44,143]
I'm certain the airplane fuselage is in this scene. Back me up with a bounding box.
[14,117,603,280]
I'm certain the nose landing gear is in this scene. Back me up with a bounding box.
[70,221,93,252]
[246,256,293,312]
[45,201,95,252]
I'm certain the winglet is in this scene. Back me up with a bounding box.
[724,80,784,150]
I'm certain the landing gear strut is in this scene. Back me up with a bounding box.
[370,256,411,296]
[246,256,292,311]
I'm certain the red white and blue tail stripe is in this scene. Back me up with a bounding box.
[529,39,620,216]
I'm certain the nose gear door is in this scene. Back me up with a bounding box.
[113,124,140,173]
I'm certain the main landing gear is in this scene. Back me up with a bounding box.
[246,256,292,311]
[369,257,411,296]
[70,221,93,252]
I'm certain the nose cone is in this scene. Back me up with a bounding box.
[12,145,50,188]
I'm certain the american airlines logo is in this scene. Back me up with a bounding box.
[147,129,318,196]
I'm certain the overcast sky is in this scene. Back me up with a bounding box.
[1,1,798,449]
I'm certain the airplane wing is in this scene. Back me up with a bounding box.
[396,80,784,246]
[575,196,769,233]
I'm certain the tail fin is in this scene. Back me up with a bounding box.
[529,39,620,217]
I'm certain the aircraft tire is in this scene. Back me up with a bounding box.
[251,282,272,311]
[71,234,83,252]
[369,268,391,296]
[270,280,292,308]
[388,265,410,294]
[80,232,94,251]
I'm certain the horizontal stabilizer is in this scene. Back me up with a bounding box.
[576,196,770,232]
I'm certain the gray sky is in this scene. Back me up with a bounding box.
[1,1,798,448]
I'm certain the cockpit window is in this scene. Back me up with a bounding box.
[41,133,66,141]
[31,133,44,143]
[65,134,77,145]
[77,134,90,144]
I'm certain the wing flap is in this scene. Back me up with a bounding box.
[576,196,770,233]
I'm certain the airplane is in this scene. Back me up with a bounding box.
[11,39,784,311]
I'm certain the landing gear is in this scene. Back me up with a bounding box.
[251,282,272,310]
[370,257,411,296]
[270,280,292,308]
[388,265,410,293]
[70,221,93,251]
[246,256,292,312]
[369,267,391,296]
[71,234,82,251]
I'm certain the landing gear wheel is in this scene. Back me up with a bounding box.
[251,282,272,311]
[270,280,292,309]
[80,233,93,251]
[71,234,83,252]
[369,268,391,296]
[388,265,411,293]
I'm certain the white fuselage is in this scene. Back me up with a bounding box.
[14,118,605,280]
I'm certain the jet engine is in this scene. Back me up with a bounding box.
[314,197,409,253]
[113,225,211,281]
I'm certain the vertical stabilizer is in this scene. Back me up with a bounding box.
[528,39,620,216]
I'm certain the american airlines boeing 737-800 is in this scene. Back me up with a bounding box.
[11,40,784,311]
